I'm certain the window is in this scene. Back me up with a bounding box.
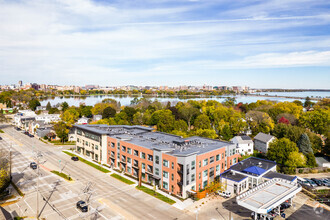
[222,153,224,159]
[203,180,208,188]
[172,162,174,169]
[191,161,195,170]
[111,142,115,148]
[134,159,138,167]
[216,165,220,172]
[209,167,214,177]
[155,168,159,175]
[127,167,131,173]
[186,180,189,185]
[225,151,227,157]
[111,151,115,157]
[134,150,139,156]
[199,172,201,179]
[127,148,131,154]
[191,174,195,182]
[203,158,208,166]
[142,163,145,170]
[192,186,195,191]
[155,156,159,164]
[141,152,145,159]
[163,160,169,167]
[216,154,220,161]
[199,184,201,190]
[222,163,224,169]
[121,155,126,162]
[233,158,237,164]
[171,174,174,181]
[122,146,126,152]
[230,159,232,166]
[95,154,98,161]
[171,185,174,192]
[163,171,168,178]
[127,157,131,164]
[95,145,98,150]
[210,156,214,164]
[163,181,168,190]
[148,154,153,161]
[199,161,201,168]
[77,138,80,143]
[147,165,153,173]
[203,170,208,177]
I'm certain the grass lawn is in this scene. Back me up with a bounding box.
[136,186,176,205]
[51,140,76,145]
[110,173,135,185]
[62,151,110,173]
[0,129,4,133]
[51,170,73,181]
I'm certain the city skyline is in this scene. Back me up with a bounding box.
[1,0,330,88]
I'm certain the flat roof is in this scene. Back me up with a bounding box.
[74,124,234,156]
[221,170,248,182]
[237,178,302,214]
[263,171,297,182]
[230,157,276,175]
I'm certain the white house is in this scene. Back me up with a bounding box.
[254,133,276,153]
[231,135,254,155]
[77,117,89,124]
[35,114,61,124]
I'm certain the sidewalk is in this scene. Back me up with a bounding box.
[63,150,195,210]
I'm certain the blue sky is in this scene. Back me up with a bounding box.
[0,0,330,89]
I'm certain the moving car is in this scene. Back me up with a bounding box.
[76,201,88,212]
[71,156,79,161]
[30,162,37,169]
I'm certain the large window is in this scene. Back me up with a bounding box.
[203,169,208,177]
[155,168,159,175]
[191,174,195,182]
[127,148,131,154]
[163,160,169,167]
[210,156,214,164]
[141,152,146,159]
[148,154,153,161]
[191,161,195,170]
[203,158,208,166]
[163,171,168,178]
[155,156,159,164]
[134,150,139,156]
[216,154,220,161]
[121,146,126,152]
[163,181,168,190]
[127,157,131,164]
[111,142,115,148]
[216,165,220,172]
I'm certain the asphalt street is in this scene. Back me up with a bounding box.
[0,125,195,220]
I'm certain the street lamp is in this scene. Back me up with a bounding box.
[195,207,200,220]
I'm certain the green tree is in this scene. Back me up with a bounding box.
[123,107,137,123]
[272,123,304,143]
[299,108,330,135]
[297,133,313,155]
[150,109,175,132]
[247,111,274,135]
[28,99,41,111]
[267,138,299,167]
[61,108,79,125]
[102,106,116,119]
[54,121,69,143]
[174,120,188,132]
[61,101,69,112]
[305,152,317,168]
[284,151,306,173]
[193,129,217,139]
[194,114,211,130]
[219,124,233,141]
[132,112,143,125]
[46,101,52,111]
[304,96,313,108]
[178,103,199,131]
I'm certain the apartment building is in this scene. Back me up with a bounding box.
[74,124,239,198]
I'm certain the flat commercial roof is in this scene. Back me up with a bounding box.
[236,178,302,214]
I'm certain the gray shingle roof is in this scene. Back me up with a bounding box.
[263,171,296,181]
[254,132,275,143]
[231,135,253,144]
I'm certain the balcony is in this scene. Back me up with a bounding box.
[177,169,183,175]
[178,181,183,186]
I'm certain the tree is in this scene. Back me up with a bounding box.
[54,121,69,143]
[46,101,52,111]
[132,112,143,125]
[271,123,304,143]
[80,105,93,118]
[61,108,79,125]
[297,133,313,155]
[304,96,313,108]
[278,116,290,125]
[305,152,317,168]
[178,103,199,131]
[267,138,299,166]
[123,107,137,123]
[299,108,330,135]
[223,97,236,106]
[28,99,41,111]
[150,109,175,132]
[61,102,69,112]
[194,114,211,130]
[193,129,217,139]
[246,111,274,135]
[219,124,233,141]
[102,106,116,119]
[174,120,188,132]
[0,150,10,192]
[284,152,306,173]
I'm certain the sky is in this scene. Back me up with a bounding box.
[0,0,330,89]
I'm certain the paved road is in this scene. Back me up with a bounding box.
[1,125,194,220]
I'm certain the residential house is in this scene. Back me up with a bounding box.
[231,135,254,155]
[77,117,89,124]
[254,133,276,153]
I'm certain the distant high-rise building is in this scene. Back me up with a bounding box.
[18,80,23,87]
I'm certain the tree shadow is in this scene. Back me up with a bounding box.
[222,197,251,218]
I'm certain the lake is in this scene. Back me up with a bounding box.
[40,94,306,107]
[256,91,330,98]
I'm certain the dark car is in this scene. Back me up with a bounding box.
[311,178,323,186]
[0,136,2,140]
[24,131,29,135]
[71,156,79,161]
[28,134,34,138]
[280,202,291,209]
[15,127,21,131]
[30,162,37,169]
[76,201,88,212]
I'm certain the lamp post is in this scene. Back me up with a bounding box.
[195,208,200,220]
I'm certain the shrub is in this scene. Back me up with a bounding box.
[311,169,319,174]
[298,169,304,173]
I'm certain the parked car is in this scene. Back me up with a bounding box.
[76,201,88,212]
[311,178,323,186]
[15,127,21,131]
[320,178,330,187]
[30,162,37,169]
[298,179,312,188]
[304,178,317,187]
[28,134,34,138]
[24,131,29,135]
[71,156,79,161]
[0,136,2,140]
[251,212,274,220]
[216,190,231,198]
[280,201,291,209]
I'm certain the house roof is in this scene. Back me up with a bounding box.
[221,170,248,182]
[243,166,267,175]
[254,132,275,143]
[230,157,276,175]
[231,135,253,144]
[315,157,330,166]
[263,171,296,181]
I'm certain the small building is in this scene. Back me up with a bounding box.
[77,117,89,124]
[231,135,254,155]
[93,115,102,122]
[315,157,330,168]
[220,157,296,196]
[36,127,53,138]
[254,133,275,153]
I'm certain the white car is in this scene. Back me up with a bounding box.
[216,190,231,198]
